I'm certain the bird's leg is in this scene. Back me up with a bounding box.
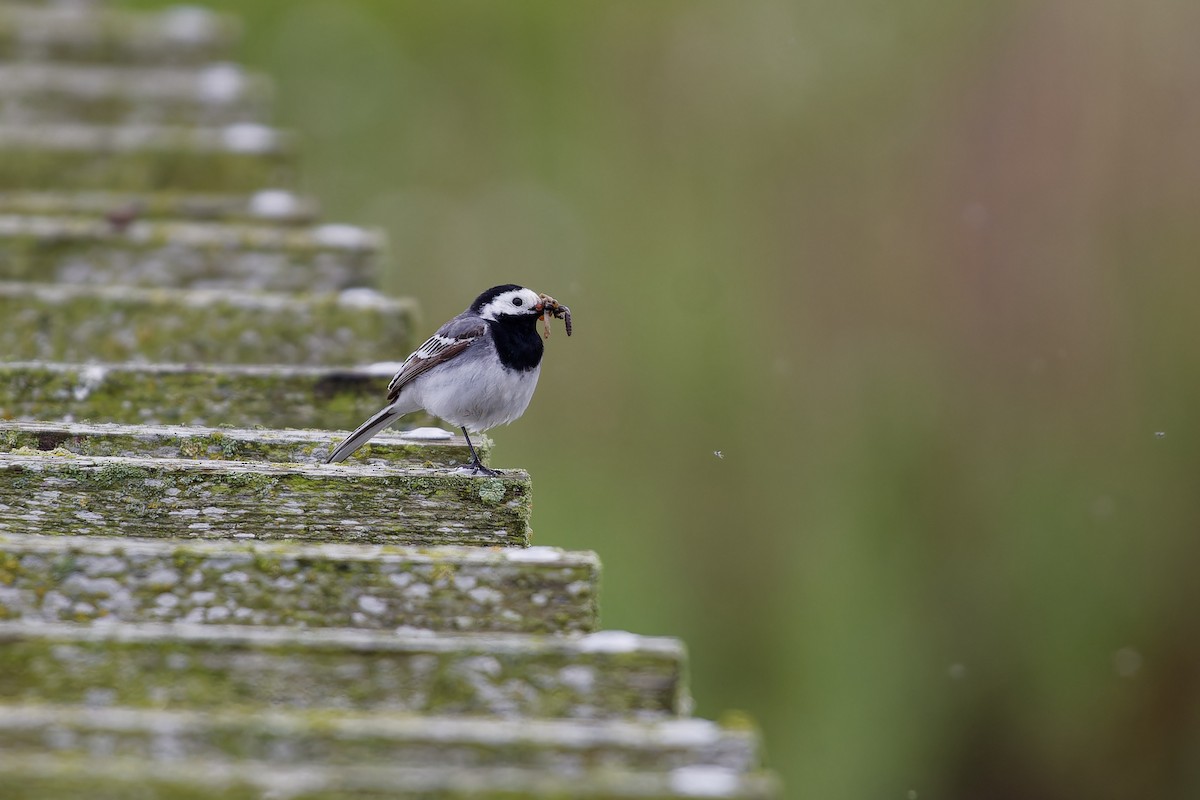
[461,428,499,476]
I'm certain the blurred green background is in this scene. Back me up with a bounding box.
[131,1,1200,795]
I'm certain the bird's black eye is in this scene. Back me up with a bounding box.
[512,297,523,307]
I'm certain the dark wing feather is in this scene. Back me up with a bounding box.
[386,317,485,403]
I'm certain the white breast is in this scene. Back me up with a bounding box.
[408,355,541,433]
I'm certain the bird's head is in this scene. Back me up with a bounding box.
[471,284,546,322]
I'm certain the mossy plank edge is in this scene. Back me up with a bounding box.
[0,283,409,364]
[0,63,272,126]
[0,453,531,546]
[0,360,409,430]
[0,6,239,66]
[0,420,488,468]
[0,621,689,719]
[0,189,320,226]
[0,216,379,291]
[0,704,759,774]
[0,755,782,800]
[0,124,295,191]
[0,533,596,634]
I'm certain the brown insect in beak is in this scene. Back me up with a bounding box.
[536,293,573,339]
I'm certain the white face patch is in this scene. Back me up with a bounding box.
[477,288,542,321]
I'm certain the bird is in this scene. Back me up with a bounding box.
[326,284,570,473]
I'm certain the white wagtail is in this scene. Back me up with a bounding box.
[326,284,571,473]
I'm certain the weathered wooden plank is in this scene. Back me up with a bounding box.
[0,283,411,364]
[0,705,758,775]
[0,62,271,125]
[0,189,319,225]
[0,5,238,65]
[0,421,485,468]
[0,453,531,546]
[0,124,295,191]
[0,534,590,633]
[0,622,689,719]
[0,215,377,290]
[0,361,402,430]
[0,755,781,800]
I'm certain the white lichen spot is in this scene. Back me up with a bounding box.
[399,427,454,441]
[205,606,231,622]
[248,189,299,218]
[530,592,548,607]
[387,572,414,589]
[668,765,742,797]
[143,568,180,588]
[160,5,219,41]
[477,480,506,504]
[221,123,276,153]
[578,630,643,654]
[557,665,595,694]
[467,586,502,605]
[312,223,371,249]
[337,287,388,308]
[453,575,478,592]
[155,593,180,608]
[72,365,107,401]
[566,581,591,597]
[505,547,561,563]
[196,62,245,103]
[357,595,387,615]
[222,571,249,584]
[404,584,431,600]
[201,506,228,516]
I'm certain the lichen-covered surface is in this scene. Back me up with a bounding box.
[0,5,238,66]
[0,534,594,633]
[0,756,781,800]
[0,189,320,225]
[0,123,295,191]
[0,361,404,429]
[0,421,487,468]
[0,705,756,774]
[0,283,410,364]
[0,215,378,290]
[0,62,271,125]
[0,622,688,719]
[0,453,531,546]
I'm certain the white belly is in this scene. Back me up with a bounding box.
[409,359,541,432]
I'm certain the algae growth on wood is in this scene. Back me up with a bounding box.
[0,283,412,364]
[0,361,411,430]
[0,420,487,468]
[0,756,781,800]
[0,5,239,66]
[0,189,320,226]
[0,622,688,719]
[0,62,272,126]
[0,534,595,634]
[0,215,379,290]
[0,453,531,546]
[0,123,296,191]
[0,704,759,774]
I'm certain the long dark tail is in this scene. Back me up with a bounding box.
[326,404,405,463]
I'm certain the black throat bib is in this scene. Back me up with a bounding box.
[488,316,544,372]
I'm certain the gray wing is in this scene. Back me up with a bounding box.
[386,315,486,403]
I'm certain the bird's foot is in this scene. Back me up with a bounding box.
[465,459,500,477]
